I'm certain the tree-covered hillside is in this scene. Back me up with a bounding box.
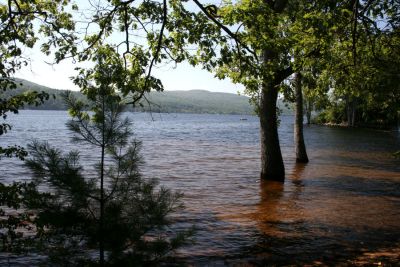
[2,79,85,110]
[6,79,292,115]
[139,90,254,114]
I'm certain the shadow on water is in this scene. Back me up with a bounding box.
[313,150,400,174]
[165,209,260,266]
[244,223,400,266]
[231,163,400,266]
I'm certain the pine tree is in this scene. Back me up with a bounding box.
[1,46,191,266]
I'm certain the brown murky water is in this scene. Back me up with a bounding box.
[1,111,399,265]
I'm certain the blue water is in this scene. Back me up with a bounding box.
[1,110,400,265]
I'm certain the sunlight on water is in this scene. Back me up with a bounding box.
[0,110,399,265]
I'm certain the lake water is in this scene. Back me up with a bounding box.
[1,110,400,265]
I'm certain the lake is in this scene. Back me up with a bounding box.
[1,110,400,265]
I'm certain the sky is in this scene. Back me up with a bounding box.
[16,55,244,94]
[14,0,245,94]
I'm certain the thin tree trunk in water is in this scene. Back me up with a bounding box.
[305,100,312,125]
[346,98,356,127]
[346,97,352,126]
[294,72,309,163]
[259,80,285,182]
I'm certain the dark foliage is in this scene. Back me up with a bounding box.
[25,91,190,265]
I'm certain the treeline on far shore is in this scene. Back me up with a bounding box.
[7,79,259,114]
[7,78,293,115]
[6,79,398,129]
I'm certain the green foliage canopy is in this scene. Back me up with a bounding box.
[1,0,74,159]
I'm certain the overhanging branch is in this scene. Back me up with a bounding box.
[129,0,167,105]
[192,0,258,61]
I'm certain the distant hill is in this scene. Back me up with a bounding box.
[3,79,292,115]
[139,90,254,114]
[2,79,85,110]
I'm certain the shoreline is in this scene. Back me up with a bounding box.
[309,121,399,132]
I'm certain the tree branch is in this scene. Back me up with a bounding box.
[191,0,258,61]
[129,0,167,105]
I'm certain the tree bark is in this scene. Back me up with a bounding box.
[259,80,285,182]
[294,72,309,163]
[351,100,356,126]
[258,0,289,182]
[305,99,312,125]
[346,96,352,126]
[346,98,356,127]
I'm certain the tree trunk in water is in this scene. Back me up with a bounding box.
[346,97,352,126]
[351,100,356,126]
[294,72,309,163]
[305,99,312,125]
[259,81,285,182]
[346,98,356,127]
[258,0,289,182]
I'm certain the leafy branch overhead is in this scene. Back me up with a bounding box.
[1,0,73,159]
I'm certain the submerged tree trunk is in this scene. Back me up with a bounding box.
[259,80,285,182]
[346,96,351,126]
[305,99,312,125]
[346,98,357,127]
[258,0,289,182]
[294,72,309,163]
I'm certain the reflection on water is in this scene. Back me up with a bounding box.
[0,111,399,265]
[244,158,400,265]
